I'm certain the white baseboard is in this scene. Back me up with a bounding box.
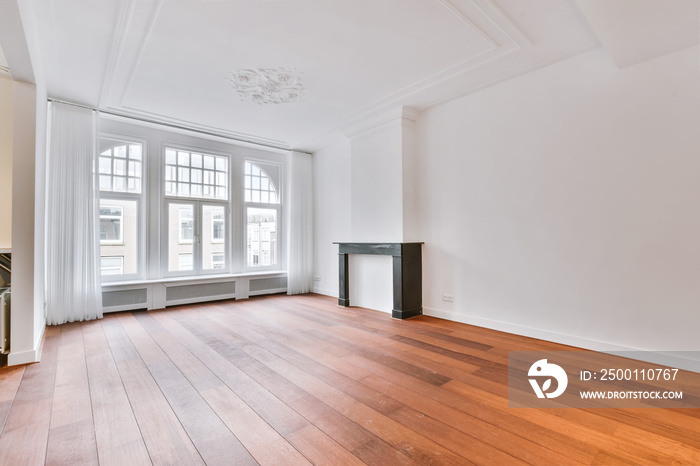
[7,320,46,366]
[423,306,700,373]
[312,286,338,298]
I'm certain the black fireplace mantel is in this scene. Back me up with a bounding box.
[333,242,423,319]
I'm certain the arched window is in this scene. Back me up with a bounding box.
[245,161,281,268]
[98,140,144,279]
[244,161,279,204]
[99,144,142,193]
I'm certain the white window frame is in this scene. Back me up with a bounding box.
[99,135,147,282]
[163,199,230,277]
[243,159,283,272]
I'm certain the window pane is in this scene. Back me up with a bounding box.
[114,158,126,176]
[191,153,202,168]
[216,157,226,171]
[128,161,140,178]
[203,170,214,185]
[100,200,138,276]
[99,157,111,174]
[166,149,176,165]
[113,176,126,192]
[178,167,190,183]
[129,144,142,160]
[191,169,202,184]
[216,172,226,186]
[115,146,127,158]
[168,203,194,272]
[178,151,190,166]
[99,175,111,191]
[178,183,190,197]
[165,181,175,196]
[202,205,226,271]
[247,208,277,267]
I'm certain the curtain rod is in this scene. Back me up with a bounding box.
[47,98,304,153]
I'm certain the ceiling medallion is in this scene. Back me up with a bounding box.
[228,67,305,104]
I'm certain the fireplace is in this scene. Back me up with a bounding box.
[334,242,423,319]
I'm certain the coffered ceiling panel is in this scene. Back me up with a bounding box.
[30,0,604,150]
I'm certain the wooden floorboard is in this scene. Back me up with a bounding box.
[1,293,700,465]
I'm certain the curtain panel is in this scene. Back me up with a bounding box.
[286,151,313,294]
[45,102,102,325]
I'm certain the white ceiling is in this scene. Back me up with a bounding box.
[574,0,700,68]
[20,0,698,151]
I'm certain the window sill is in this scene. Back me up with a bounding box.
[102,270,287,288]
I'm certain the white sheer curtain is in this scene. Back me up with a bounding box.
[286,151,314,294]
[45,102,102,325]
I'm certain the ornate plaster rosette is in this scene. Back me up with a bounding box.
[228,67,305,104]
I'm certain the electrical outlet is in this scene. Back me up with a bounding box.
[442,294,454,303]
[313,275,321,281]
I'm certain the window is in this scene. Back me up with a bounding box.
[164,148,228,200]
[100,205,123,244]
[166,202,228,275]
[247,208,277,267]
[97,122,287,285]
[101,256,124,275]
[245,161,279,204]
[99,140,144,279]
[99,144,142,193]
[245,161,280,268]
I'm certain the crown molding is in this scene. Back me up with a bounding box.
[438,0,498,48]
[98,0,137,108]
[104,104,293,150]
[469,0,532,47]
[116,0,164,108]
[344,106,419,140]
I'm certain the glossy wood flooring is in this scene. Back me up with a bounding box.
[1,294,700,465]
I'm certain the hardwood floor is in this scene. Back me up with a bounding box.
[1,293,699,465]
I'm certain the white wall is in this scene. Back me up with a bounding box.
[416,46,700,352]
[312,139,351,297]
[9,81,39,365]
[0,77,12,249]
[349,124,404,242]
[313,117,416,312]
